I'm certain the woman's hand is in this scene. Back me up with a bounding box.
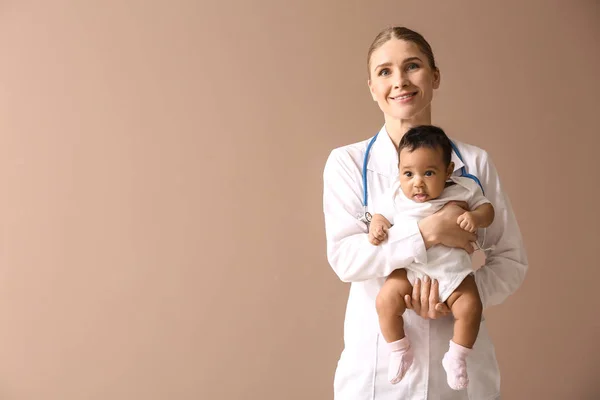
[418,201,477,253]
[404,276,451,319]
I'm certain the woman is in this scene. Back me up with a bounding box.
[322,27,528,400]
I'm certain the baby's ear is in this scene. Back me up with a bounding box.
[446,162,455,179]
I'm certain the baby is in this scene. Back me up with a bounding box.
[369,125,494,390]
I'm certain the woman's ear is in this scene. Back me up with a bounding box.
[367,79,377,101]
[433,68,441,90]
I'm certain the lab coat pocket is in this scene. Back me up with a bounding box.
[334,333,379,400]
[467,321,501,398]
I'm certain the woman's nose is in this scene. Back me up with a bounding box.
[394,73,410,89]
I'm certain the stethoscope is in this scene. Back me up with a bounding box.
[358,133,485,225]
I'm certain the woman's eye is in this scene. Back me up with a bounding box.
[406,63,419,71]
[378,68,391,76]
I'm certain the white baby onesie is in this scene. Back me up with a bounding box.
[380,176,490,301]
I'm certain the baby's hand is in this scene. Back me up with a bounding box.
[457,211,477,233]
[368,214,391,245]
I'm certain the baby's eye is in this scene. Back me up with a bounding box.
[425,171,435,176]
[403,171,412,177]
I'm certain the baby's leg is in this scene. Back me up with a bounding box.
[446,275,483,348]
[442,275,483,390]
[376,269,412,342]
[376,269,414,384]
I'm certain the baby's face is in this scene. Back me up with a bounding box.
[398,146,453,203]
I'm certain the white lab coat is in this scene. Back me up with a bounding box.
[322,126,528,400]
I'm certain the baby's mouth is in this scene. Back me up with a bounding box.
[413,193,428,201]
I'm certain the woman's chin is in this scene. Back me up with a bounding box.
[385,105,429,122]
[386,111,421,121]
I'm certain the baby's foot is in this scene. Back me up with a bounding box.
[442,340,472,390]
[387,337,414,384]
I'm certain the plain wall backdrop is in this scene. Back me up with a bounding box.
[0,0,599,399]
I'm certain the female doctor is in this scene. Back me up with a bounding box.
[322,27,528,400]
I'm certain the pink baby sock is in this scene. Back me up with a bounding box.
[387,337,414,384]
[442,340,472,390]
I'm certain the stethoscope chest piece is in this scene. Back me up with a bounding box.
[357,208,372,225]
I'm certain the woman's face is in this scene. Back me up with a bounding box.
[368,39,440,121]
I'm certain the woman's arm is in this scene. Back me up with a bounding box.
[474,152,528,309]
[417,202,478,252]
[323,148,428,282]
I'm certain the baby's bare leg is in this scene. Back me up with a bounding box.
[442,275,483,391]
[446,275,483,348]
[376,269,413,342]
[376,269,414,384]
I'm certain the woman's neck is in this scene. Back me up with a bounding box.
[384,109,432,148]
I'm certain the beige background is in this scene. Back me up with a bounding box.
[0,0,598,399]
